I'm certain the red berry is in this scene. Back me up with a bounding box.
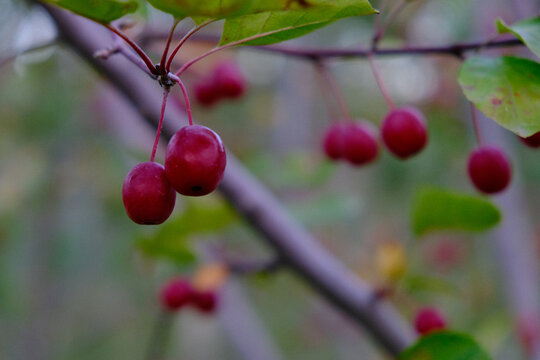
[381,107,428,159]
[414,307,446,335]
[520,131,540,148]
[213,62,246,99]
[467,146,512,194]
[160,278,194,311]
[194,81,219,107]
[122,162,176,225]
[342,122,379,165]
[165,125,227,196]
[192,290,218,314]
[322,123,347,160]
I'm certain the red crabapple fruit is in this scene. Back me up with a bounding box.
[160,277,194,311]
[467,145,512,194]
[414,307,447,335]
[381,107,428,159]
[165,125,226,196]
[122,162,176,225]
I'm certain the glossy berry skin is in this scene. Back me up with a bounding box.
[323,123,347,160]
[160,278,194,311]
[165,125,226,196]
[467,146,512,194]
[192,290,218,314]
[520,131,540,148]
[122,162,176,225]
[343,122,379,165]
[381,107,428,159]
[414,307,447,335]
[213,62,246,99]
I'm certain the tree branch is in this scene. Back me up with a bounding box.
[138,30,524,60]
[39,4,415,356]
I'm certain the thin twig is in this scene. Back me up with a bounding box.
[159,20,180,75]
[368,54,395,110]
[315,61,353,121]
[0,41,57,69]
[150,89,170,162]
[169,73,194,126]
[104,24,157,74]
[166,19,216,72]
[175,25,302,76]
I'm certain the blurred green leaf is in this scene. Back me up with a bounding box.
[402,275,461,296]
[400,331,491,360]
[412,187,501,236]
[43,0,138,23]
[220,0,376,46]
[496,17,540,59]
[136,199,238,265]
[458,56,540,137]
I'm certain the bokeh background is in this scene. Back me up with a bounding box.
[1,0,539,359]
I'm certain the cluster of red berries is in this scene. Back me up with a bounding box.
[122,125,226,225]
[321,106,540,196]
[194,62,246,107]
[414,307,447,335]
[160,277,218,314]
[322,106,428,165]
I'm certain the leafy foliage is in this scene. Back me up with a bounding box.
[412,187,501,236]
[220,0,376,45]
[43,0,138,23]
[399,331,491,360]
[496,16,540,59]
[458,56,540,137]
[136,199,237,265]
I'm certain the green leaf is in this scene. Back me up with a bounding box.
[220,0,377,46]
[146,0,255,19]
[496,17,540,59]
[458,56,540,137]
[43,0,138,23]
[412,187,501,236]
[400,331,491,360]
[136,199,238,265]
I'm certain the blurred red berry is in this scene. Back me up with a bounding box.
[192,290,218,314]
[160,278,193,311]
[414,307,447,335]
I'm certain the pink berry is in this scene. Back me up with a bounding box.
[192,290,218,314]
[381,107,428,159]
[160,278,194,311]
[194,81,219,107]
[322,123,347,160]
[520,131,540,148]
[213,62,246,99]
[414,307,447,335]
[342,122,379,165]
[467,145,512,194]
[165,125,227,196]
[122,162,176,225]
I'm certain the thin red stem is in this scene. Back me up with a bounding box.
[159,20,180,75]
[169,74,194,126]
[150,89,170,162]
[368,54,395,110]
[166,19,216,72]
[316,62,353,121]
[372,0,407,48]
[470,102,483,146]
[105,24,157,74]
[175,26,298,76]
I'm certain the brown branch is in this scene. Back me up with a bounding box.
[38,4,416,357]
[138,30,524,60]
